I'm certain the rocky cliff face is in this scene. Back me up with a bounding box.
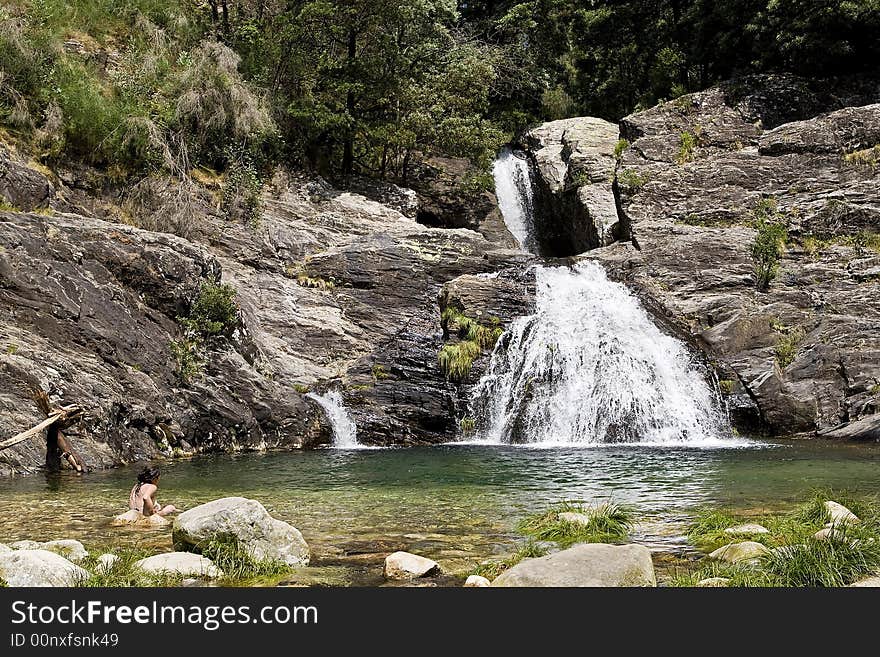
[0,143,527,475]
[520,74,880,439]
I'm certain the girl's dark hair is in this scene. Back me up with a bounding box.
[135,466,161,492]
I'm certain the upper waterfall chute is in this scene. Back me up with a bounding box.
[471,261,729,446]
[492,146,536,253]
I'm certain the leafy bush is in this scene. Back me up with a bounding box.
[617,168,649,191]
[170,337,204,383]
[186,281,239,338]
[750,198,788,291]
[613,138,630,159]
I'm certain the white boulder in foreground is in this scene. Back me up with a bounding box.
[708,541,770,564]
[173,497,309,566]
[696,577,731,587]
[464,575,491,587]
[134,553,222,578]
[10,539,88,562]
[383,551,441,580]
[491,543,656,587]
[0,549,89,587]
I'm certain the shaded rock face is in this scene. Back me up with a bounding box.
[0,145,55,212]
[524,117,621,256]
[522,74,880,439]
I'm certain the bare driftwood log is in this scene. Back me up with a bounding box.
[1,390,85,472]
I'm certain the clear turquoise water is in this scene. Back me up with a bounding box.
[1,440,878,583]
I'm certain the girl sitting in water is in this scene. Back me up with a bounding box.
[129,466,178,517]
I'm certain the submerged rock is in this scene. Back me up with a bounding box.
[111,510,169,528]
[0,549,89,587]
[464,575,491,587]
[708,541,770,563]
[824,501,860,526]
[490,543,656,587]
[383,551,441,580]
[134,553,222,579]
[724,523,770,536]
[173,497,310,567]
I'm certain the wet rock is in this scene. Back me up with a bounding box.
[724,523,770,536]
[464,575,491,587]
[824,501,860,526]
[111,510,169,528]
[490,543,656,587]
[558,512,593,526]
[818,415,880,441]
[96,553,119,573]
[134,553,222,578]
[696,577,731,587]
[0,549,89,586]
[383,551,441,580]
[708,541,770,563]
[172,497,310,567]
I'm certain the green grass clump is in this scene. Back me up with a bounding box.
[470,540,549,580]
[196,535,293,585]
[617,168,649,191]
[750,198,788,291]
[613,138,630,159]
[843,145,880,169]
[676,130,697,164]
[438,341,482,382]
[438,308,503,382]
[679,491,880,587]
[718,379,735,395]
[774,327,805,369]
[0,576,7,587]
[372,364,390,380]
[76,549,185,587]
[460,416,476,435]
[517,500,635,548]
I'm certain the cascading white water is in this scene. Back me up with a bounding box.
[471,261,727,445]
[306,391,358,448]
[492,146,536,251]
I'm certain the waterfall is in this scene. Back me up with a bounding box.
[471,261,727,445]
[492,146,536,252]
[475,147,729,445]
[307,391,359,448]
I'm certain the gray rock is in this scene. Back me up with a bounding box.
[173,497,310,566]
[383,551,441,580]
[0,549,89,586]
[490,543,656,587]
[464,575,491,587]
[825,501,860,526]
[850,576,880,587]
[724,523,770,536]
[708,541,770,563]
[10,540,88,562]
[696,577,731,587]
[0,145,55,211]
[0,543,10,553]
[96,553,119,574]
[134,553,222,578]
[558,512,593,526]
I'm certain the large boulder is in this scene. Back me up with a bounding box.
[0,549,89,586]
[134,553,222,578]
[10,539,88,562]
[172,497,310,566]
[383,551,441,580]
[490,543,656,587]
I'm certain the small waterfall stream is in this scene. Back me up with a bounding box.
[475,147,728,445]
[307,391,359,448]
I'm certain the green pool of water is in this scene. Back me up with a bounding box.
[1,439,878,584]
